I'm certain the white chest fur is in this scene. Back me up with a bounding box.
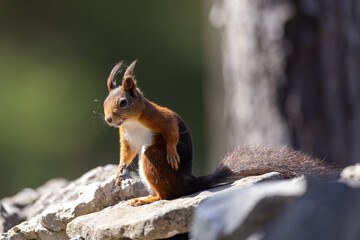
[122,120,154,190]
[123,120,154,153]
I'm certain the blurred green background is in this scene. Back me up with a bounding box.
[0,1,206,198]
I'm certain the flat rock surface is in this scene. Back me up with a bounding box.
[341,163,360,187]
[191,177,306,240]
[1,164,118,234]
[66,172,283,240]
[1,166,148,240]
[264,179,360,240]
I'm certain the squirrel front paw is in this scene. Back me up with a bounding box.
[114,162,127,186]
[166,148,180,170]
[115,176,122,186]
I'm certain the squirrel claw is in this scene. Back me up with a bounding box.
[167,153,180,170]
[114,162,127,186]
[129,199,142,206]
[115,176,121,186]
[115,172,122,186]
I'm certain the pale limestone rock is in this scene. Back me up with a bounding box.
[2,166,148,240]
[66,172,283,240]
[40,177,148,232]
[341,163,360,187]
[1,164,118,233]
[3,215,68,240]
[191,177,306,240]
[27,164,119,219]
[1,179,69,233]
[264,180,360,240]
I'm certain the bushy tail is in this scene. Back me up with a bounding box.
[188,146,340,194]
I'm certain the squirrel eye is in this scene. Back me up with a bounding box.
[119,99,127,107]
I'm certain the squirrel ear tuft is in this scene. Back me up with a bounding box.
[107,61,123,92]
[124,60,137,77]
[122,60,138,92]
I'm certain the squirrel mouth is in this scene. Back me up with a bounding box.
[115,119,126,127]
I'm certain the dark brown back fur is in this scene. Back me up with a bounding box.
[142,116,195,199]
[142,123,340,199]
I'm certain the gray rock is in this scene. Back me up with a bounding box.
[190,177,306,240]
[39,177,148,232]
[2,166,148,240]
[69,236,85,240]
[0,203,25,234]
[264,179,360,240]
[3,216,68,240]
[341,163,360,187]
[66,172,283,240]
[27,164,119,219]
[0,164,118,233]
[0,179,69,233]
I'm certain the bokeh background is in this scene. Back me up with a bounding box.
[0,1,207,198]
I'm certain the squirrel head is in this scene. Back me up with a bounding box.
[103,60,144,127]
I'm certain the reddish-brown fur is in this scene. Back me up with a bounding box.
[138,100,180,169]
[115,127,136,186]
[135,134,191,204]
[103,61,341,206]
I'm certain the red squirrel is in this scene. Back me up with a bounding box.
[103,61,339,206]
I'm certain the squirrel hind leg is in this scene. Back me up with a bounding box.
[129,195,162,206]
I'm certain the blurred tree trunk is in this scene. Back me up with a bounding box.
[209,0,360,167]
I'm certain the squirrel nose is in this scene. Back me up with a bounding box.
[106,117,113,124]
